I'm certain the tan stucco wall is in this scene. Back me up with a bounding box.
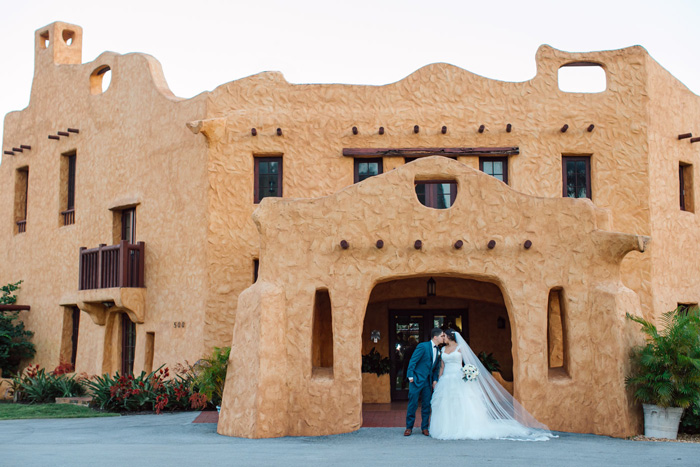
[218,157,647,438]
[0,23,209,375]
[646,55,700,316]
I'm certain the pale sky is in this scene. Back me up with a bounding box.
[2,0,700,161]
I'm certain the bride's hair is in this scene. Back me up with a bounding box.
[444,328,457,342]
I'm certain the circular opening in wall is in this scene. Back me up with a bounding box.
[415,179,458,209]
[90,65,112,95]
[62,29,75,46]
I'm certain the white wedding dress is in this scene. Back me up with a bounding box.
[430,342,555,441]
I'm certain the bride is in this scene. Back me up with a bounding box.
[430,329,556,441]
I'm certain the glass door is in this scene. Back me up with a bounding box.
[389,309,468,401]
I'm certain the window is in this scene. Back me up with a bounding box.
[15,167,29,234]
[479,157,509,184]
[415,181,457,209]
[680,163,694,212]
[254,157,282,203]
[562,156,591,199]
[353,158,383,183]
[121,314,136,375]
[121,208,136,243]
[253,259,259,283]
[60,151,76,225]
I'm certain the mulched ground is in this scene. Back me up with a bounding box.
[630,434,700,443]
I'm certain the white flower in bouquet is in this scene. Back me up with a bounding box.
[461,364,479,382]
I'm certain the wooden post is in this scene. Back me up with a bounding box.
[137,242,145,287]
[119,240,128,287]
[79,247,86,290]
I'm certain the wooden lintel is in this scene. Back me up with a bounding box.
[0,304,30,312]
[342,147,519,157]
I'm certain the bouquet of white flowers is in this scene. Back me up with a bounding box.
[461,364,479,382]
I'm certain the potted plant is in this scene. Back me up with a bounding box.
[361,347,391,403]
[192,346,230,412]
[626,306,700,439]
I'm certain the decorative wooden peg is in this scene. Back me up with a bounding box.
[487,240,496,249]
[379,127,384,135]
[3,151,14,156]
[524,240,532,249]
[454,240,463,249]
[48,135,60,140]
[376,240,384,249]
[691,137,700,143]
[441,126,447,134]
[414,240,422,250]
[678,133,693,140]
[58,131,69,137]
[340,240,349,249]
[506,124,512,133]
[251,128,257,136]
[560,124,569,133]
[414,125,420,134]
[587,124,595,132]
[20,145,31,150]
[276,128,282,136]
[12,147,23,153]
[352,126,358,135]
[478,125,485,133]
[67,128,79,134]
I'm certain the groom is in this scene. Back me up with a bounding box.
[404,327,446,436]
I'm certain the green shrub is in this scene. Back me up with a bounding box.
[361,347,391,376]
[626,306,700,409]
[0,281,35,377]
[192,347,231,407]
[12,364,86,403]
[477,351,502,373]
[86,365,206,414]
[681,400,700,434]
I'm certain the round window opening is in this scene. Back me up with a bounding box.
[415,180,458,209]
[90,65,112,95]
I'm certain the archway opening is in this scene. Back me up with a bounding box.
[361,276,513,405]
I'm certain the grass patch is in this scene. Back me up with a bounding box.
[0,402,119,420]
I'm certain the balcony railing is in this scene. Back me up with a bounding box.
[16,220,26,233]
[61,209,75,226]
[79,240,145,290]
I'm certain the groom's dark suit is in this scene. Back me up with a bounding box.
[405,340,441,431]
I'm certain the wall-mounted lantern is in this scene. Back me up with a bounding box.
[497,316,506,329]
[427,277,436,297]
[370,330,381,343]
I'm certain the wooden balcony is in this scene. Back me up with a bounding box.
[79,240,145,290]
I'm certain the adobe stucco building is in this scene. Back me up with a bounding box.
[1,22,699,438]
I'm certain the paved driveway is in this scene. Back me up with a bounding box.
[1,412,698,466]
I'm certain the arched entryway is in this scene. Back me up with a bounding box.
[361,276,513,407]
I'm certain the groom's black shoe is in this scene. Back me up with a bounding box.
[404,429,412,436]
[422,429,430,436]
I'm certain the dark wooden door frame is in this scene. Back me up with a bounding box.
[388,308,469,401]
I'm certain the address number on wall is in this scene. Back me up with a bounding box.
[173,321,186,328]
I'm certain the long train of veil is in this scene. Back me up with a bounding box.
[453,332,557,440]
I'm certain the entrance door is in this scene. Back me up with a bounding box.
[389,309,468,400]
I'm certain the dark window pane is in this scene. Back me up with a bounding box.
[416,181,456,209]
[415,183,426,205]
[255,157,282,202]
